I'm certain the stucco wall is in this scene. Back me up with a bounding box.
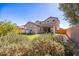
[66,24,79,47]
[25,22,41,34]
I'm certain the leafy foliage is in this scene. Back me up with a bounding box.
[0,21,20,36]
[59,3,79,25]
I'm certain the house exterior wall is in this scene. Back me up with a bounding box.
[42,17,60,30]
[44,17,59,24]
[25,22,41,34]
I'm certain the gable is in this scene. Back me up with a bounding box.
[25,22,40,29]
[44,17,60,24]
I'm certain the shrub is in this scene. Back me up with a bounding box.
[28,34,65,56]
[55,35,74,56]
[0,33,74,56]
[0,33,30,56]
[28,34,74,56]
[0,21,20,37]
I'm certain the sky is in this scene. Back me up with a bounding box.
[0,3,70,29]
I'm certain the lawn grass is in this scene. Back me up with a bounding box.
[22,34,40,40]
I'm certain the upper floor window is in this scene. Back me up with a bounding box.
[47,20,55,23]
[52,20,55,22]
[47,21,49,22]
[47,21,52,24]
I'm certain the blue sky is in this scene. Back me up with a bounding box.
[0,3,70,29]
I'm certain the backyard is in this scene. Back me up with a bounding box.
[0,3,78,56]
[0,31,74,56]
[0,18,75,56]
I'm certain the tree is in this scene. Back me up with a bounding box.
[59,3,79,25]
[0,20,20,36]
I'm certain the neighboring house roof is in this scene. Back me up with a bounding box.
[17,25,26,31]
[19,25,25,28]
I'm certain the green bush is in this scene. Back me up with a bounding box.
[0,21,20,37]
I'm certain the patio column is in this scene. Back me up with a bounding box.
[53,26,55,34]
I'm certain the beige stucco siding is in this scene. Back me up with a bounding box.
[66,24,79,46]
[23,17,60,34]
[25,22,41,34]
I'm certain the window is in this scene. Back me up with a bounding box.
[52,20,55,22]
[47,21,49,22]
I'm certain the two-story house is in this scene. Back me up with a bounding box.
[19,17,60,34]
